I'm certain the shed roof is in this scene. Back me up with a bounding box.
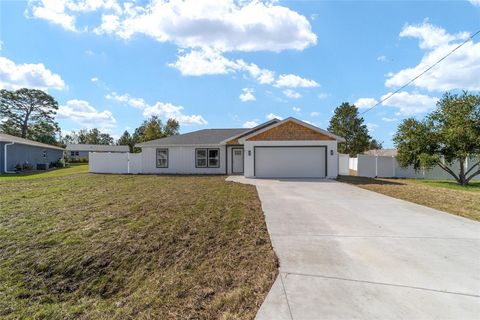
[136,129,249,147]
[66,144,130,152]
[0,133,64,150]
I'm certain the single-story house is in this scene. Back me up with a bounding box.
[0,133,65,173]
[135,117,345,178]
[66,144,129,161]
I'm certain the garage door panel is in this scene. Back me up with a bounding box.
[255,147,326,178]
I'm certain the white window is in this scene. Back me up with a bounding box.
[196,148,220,168]
[156,148,168,168]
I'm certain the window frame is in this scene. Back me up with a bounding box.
[156,148,169,168]
[195,148,220,168]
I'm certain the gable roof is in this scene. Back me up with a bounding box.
[136,128,249,147]
[219,118,281,144]
[66,144,129,152]
[238,117,345,143]
[0,133,65,151]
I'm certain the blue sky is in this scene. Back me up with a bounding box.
[1,0,479,147]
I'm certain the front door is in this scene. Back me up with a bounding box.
[231,148,244,174]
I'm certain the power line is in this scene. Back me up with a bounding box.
[360,29,480,115]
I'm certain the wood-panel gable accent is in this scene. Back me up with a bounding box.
[226,138,240,145]
[247,121,335,141]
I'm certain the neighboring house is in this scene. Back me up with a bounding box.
[135,117,345,178]
[66,144,129,161]
[0,133,65,173]
[363,149,398,157]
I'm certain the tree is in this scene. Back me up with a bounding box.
[328,102,371,156]
[394,91,480,185]
[0,88,59,141]
[131,116,180,152]
[61,128,113,145]
[117,130,135,153]
[164,118,180,136]
[368,139,383,150]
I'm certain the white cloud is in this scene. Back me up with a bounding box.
[143,102,207,125]
[275,74,319,88]
[106,90,207,125]
[105,91,148,109]
[354,97,378,109]
[292,106,301,112]
[386,22,479,91]
[27,0,122,32]
[317,92,329,100]
[0,56,65,91]
[92,0,317,53]
[57,99,116,128]
[169,48,276,85]
[381,117,398,122]
[399,21,469,50]
[377,55,386,62]
[242,120,259,128]
[381,91,438,116]
[239,88,256,102]
[283,89,301,99]
[168,48,238,76]
[91,77,98,82]
[470,0,480,6]
[366,122,379,132]
[310,111,320,116]
[266,113,283,120]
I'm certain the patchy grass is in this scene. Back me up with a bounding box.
[0,171,277,319]
[338,176,480,221]
[0,164,88,181]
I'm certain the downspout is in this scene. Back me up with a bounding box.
[4,142,15,173]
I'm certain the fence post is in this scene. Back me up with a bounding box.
[127,152,130,174]
[375,156,378,178]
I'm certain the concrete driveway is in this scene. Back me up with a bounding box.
[227,177,480,319]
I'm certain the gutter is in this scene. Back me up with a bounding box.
[4,142,15,173]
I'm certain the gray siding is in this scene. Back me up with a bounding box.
[67,150,90,161]
[0,142,4,173]
[1,143,64,173]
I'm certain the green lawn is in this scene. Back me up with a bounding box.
[338,175,480,221]
[0,164,89,181]
[407,179,480,192]
[0,169,277,319]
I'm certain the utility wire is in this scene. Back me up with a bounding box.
[360,29,480,115]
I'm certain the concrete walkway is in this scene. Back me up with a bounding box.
[226,177,480,320]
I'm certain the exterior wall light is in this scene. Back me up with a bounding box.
[330,150,334,156]
[248,150,252,156]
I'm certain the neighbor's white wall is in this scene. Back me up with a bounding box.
[243,140,338,178]
[141,145,226,174]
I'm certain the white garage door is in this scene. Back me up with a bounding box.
[254,146,326,178]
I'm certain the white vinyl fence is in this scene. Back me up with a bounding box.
[355,155,479,180]
[338,153,350,175]
[89,152,142,174]
[349,157,358,171]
